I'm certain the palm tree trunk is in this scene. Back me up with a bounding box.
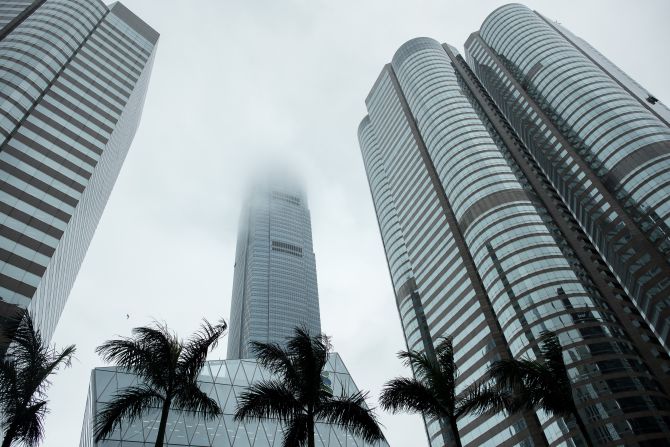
[573,410,595,447]
[1,422,17,447]
[307,413,315,447]
[154,398,172,447]
[449,417,463,447]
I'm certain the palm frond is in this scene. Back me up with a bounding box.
[488,358,547,391]
[397,348,452,410]
[250,342,300,390]
[317,391,385,443]
[4,313,45,372]
[94,385,163,441]
[0,359,18,412]
[0,312,74,447]
[14,400,47,447]
[134,323,181,372]
[487,334,577,418]
[435,337,456,380]
[287,327,330,369]
[286,327,331,405]
[234,380,301,423]
[96,337,168,388]
[397,349,430,376]
[282,413,309,447]
[30,344,75,399]
[178,319,227,382]
[539,332,571,387]
[173,381,221,419]
[379,377,445,419]
[455,381,515,418]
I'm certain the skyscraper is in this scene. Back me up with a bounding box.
[0,0,158,342]
[359,6,670,446]
[227,178,321,359]
[465,3,670,353]
[81,178,384,447]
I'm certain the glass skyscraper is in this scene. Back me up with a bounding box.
[81,177,386,446]
[0,0,158,342]
[227,178,321,359]
[359,5,670,447]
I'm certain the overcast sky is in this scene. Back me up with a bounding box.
[42,1,670,445]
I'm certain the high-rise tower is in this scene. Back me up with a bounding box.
[359,12,670,446]
[0,0,158,342]
[81,177,384,447]
[465,3,670,353]
[227,178,321,359]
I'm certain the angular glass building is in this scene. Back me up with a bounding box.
[227,178,321,359]
[80,354,384,447]
[359,6,670,446]
[0,0,158,342]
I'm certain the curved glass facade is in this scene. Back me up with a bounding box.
[361,34,670,446]
[226,179,321,360]
[0,1,35,32]
[470,4,670,351]
[479,4,670,234]
[0,0,158,342]
[361,40,543,447]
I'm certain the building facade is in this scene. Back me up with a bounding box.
[359,6,670,446]
[466,2,670,357]
[80,354,384,447]
[0,0,158,342]
[227,178,321,359]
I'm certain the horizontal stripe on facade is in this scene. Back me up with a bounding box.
[0,180,70,223]
[37,99,111,143]
[0,272,35,297]
[9,135,92,181]
[457,188,530,231]
[59,70,123,116]
[0,160,78,207]
[0,200,63,239]
[45,88,116,129]
[605,140,670,191]
[30,108,105,152]
[95,23,150,62]
[0,223,54,257]
[21,121,98,166]
[0,247,46,276]
[2,146,87,193]
[89,30,147,71]
[75,52,134,96]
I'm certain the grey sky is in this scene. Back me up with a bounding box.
[43,1,669,445]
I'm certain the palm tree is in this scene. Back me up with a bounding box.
[234,327,385,447]
[93,318,227,447]
[469,331,594,447]
[0,312,75,447]
[379,336,491,447]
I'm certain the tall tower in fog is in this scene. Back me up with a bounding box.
[227,177,321,359]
